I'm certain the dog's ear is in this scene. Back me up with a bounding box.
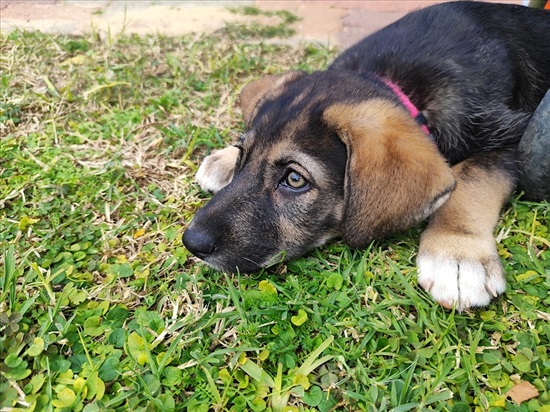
[240,71,305,126]
[324,99,456,248]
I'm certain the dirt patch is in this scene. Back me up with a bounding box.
[1,1,352,46]
[1,2,245,36]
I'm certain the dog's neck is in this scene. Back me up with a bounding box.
[382,78,431,137]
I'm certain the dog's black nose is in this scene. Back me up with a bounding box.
[183,226,216,259]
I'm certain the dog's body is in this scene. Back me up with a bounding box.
[184,2,550,310]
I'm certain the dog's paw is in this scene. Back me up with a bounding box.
[195,146,240,193]
[417,234,506,311]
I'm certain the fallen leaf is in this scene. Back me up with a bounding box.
[507,380,539,404]
[258,279,277,294]
[61,55,90,66]
[133,228,146,238]
[291,309,308,326]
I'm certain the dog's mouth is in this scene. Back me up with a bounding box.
[186,250,281,274]
[199,256,261,273]
[182,222,281,273]
[200,254,283,274]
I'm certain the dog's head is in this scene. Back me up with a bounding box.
[183,71,455,272]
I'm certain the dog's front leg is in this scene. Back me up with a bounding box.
[417,150,518,311]
[195,146,240,193]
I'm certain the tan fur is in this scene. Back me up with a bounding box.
[323,99,456,247]
[424,162,513,238]
[240,72,304,126]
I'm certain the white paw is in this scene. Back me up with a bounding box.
[195,146,240,193]
[417,236,506,311]
[417,255,506,311]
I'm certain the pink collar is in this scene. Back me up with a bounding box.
[382,78,431,136]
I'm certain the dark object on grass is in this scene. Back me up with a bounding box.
[518,89,550,201]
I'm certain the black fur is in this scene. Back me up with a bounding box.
[330,1,550,164]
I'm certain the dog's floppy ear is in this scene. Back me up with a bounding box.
[240,71,305,126]
[324,99,456,248]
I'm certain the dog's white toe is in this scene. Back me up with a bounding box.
[195,146,240,193]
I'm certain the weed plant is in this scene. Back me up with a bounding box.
[0,15,549,412]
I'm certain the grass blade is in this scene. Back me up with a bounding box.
[2,245,17,309]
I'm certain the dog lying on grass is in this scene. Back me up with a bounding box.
[183,1,550,311]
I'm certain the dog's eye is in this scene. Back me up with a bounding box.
[283,171,309,190]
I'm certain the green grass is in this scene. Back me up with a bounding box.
[1,20,549,412]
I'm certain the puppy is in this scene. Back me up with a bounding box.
[183,1,550,311]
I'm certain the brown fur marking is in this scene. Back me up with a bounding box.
[424,160,514,242]
[324,99,456,247]
[240,72,304,126]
